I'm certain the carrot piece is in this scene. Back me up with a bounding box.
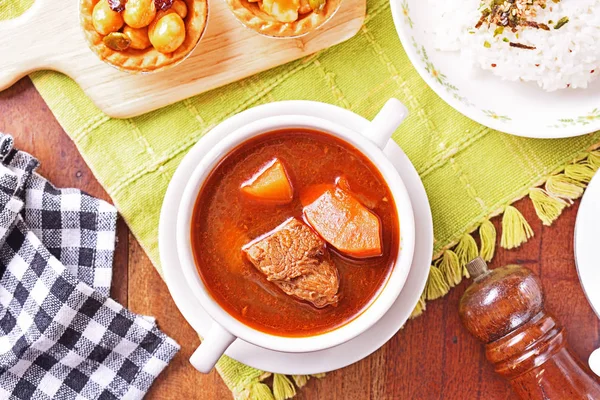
[303,187,382,258]
[241,158,293,204]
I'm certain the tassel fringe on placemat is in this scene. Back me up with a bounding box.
[216,353,327,400]
[414,147,600,318]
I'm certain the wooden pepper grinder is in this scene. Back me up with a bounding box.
[459,258,600,399]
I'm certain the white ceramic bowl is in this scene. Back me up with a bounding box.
[390,0,600,138]
[176,99,416,373]
[159,100,434,375]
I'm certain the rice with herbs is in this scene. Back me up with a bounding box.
[431,0,600,91]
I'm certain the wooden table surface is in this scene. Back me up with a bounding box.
[1,77,599,400]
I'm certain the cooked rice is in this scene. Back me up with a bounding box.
[431,0,600,91]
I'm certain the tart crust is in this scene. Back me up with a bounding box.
[81,0,208,73]
[226,0,341,37]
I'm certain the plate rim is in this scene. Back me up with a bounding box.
[574,172,600,320]
[158,100,434,374]
[389,0,600,139]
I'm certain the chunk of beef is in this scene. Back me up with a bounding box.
[243,218,339,308]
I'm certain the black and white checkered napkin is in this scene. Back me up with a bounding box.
[0,133,180,399]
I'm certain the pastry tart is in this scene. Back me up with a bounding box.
[80,0,208,73]
[226,0,341,37]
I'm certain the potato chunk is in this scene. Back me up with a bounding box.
[241,159,294,204]
[303,187,382,258]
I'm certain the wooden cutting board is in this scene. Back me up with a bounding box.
[0,0,365,119]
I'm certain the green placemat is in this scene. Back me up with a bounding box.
[3,1,600,399]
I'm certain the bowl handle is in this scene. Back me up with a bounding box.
[190,323,236,373]
[361,98,409,150]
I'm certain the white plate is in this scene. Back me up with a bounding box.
[575,172,600,319]
[390,0,600,138]
[158,101,434,374]
[575,171,600,375]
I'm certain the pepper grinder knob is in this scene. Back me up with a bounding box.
[459,258,600,400]
[460,259,543,344]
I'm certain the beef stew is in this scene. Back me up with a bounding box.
[191,129,400,336]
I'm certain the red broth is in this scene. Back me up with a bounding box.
[191,129,399,336]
